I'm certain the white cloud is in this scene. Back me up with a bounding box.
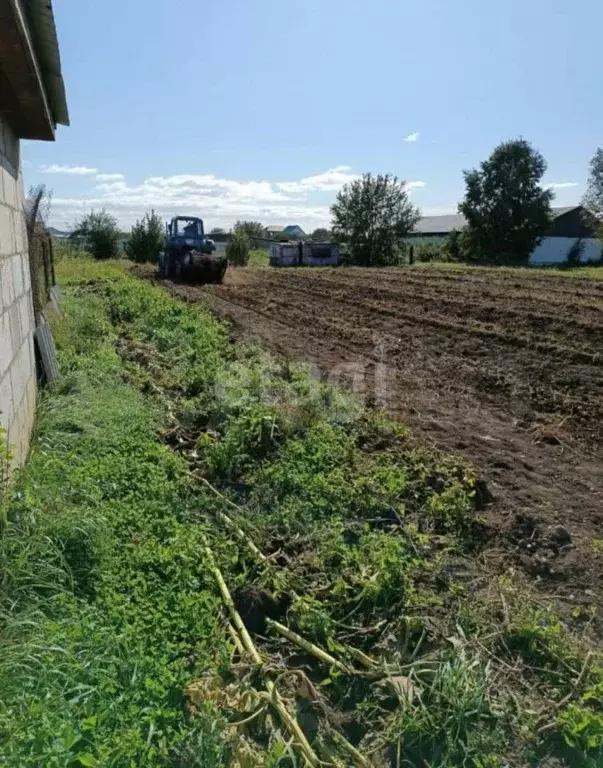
[278,165,360,194]
[95,173,126,182]
[42,164,98,176]
[142,174,291,202]
[48,167,352,231]
[48,166,423,233]
[403,132,420,143]
[548,182,579,190]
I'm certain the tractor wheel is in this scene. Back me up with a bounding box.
[166,255,177,279]
[157,253,167,278]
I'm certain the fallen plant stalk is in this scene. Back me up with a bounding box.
[203,542,320,767]
[329,728,373,768]
[267,618,352,676]
[191,471,268,563]
[227,621,247,658]
[347,646,378,669]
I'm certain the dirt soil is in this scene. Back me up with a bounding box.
[134,264,603,623]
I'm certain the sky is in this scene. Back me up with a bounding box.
[23,0,603,232]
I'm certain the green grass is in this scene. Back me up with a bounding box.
[0,280,229,766]
[0,256,601,766]
[247,248,270,267]
[411,260,603,279]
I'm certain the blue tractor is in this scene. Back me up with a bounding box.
[158,216,227,284]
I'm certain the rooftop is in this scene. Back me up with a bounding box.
[413,206,580,235]
[0,0,68,140]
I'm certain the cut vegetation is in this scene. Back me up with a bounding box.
[0,259,602,766]
[150,263,603,621]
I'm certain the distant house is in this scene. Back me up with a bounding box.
[265,225,284,238]
[409,206,601,265]
[283,225,306,239]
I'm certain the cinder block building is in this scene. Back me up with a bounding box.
[0,0,68,464]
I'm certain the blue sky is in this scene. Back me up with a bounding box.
[24,0,602,231]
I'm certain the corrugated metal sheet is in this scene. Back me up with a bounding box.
[413,214,466,234]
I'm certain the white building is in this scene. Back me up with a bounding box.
[410,206,601,265]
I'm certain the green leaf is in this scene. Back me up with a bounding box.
[75,754,98,767]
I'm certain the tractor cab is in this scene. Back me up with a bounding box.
[167,216,205,247]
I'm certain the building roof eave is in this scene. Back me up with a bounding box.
[0,0,68,141]
[23,0,69,127]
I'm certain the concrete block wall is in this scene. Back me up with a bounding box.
[0,113,37,466]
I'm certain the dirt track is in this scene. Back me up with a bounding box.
[140,264,603,617]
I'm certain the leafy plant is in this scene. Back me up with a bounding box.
[233,220,265,240]
[226,230,250,266]
[458,139,554,264]
[582,148,603,235]
[125,210,165,263]
[71,210,121,260]
[331,173,421,266]
[413,241,449,263]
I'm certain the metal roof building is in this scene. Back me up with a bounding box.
[411,207,580,236]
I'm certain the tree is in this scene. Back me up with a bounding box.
[583,148,603,218]
[458,139,553,265]
[233,221,265,240]
[582,148,603,239]
[331,173,420,266]
[71,210,121,260]
[226,230,250,266]
[125,210,164,263]
[311,227,331,241]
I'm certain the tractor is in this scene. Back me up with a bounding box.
[158,216,227,284]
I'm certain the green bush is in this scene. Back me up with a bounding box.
[413,241,449,263]
[410,231,479,265]
[125,210,165,263]
[226,230,250,266]
[232,220,265,240]
[71,210,121,260]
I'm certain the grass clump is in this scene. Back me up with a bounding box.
[248,249,269,267]
[0,257,601,766]
[0,289,229,766]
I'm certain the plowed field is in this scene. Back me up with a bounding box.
[138,264,603,614]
